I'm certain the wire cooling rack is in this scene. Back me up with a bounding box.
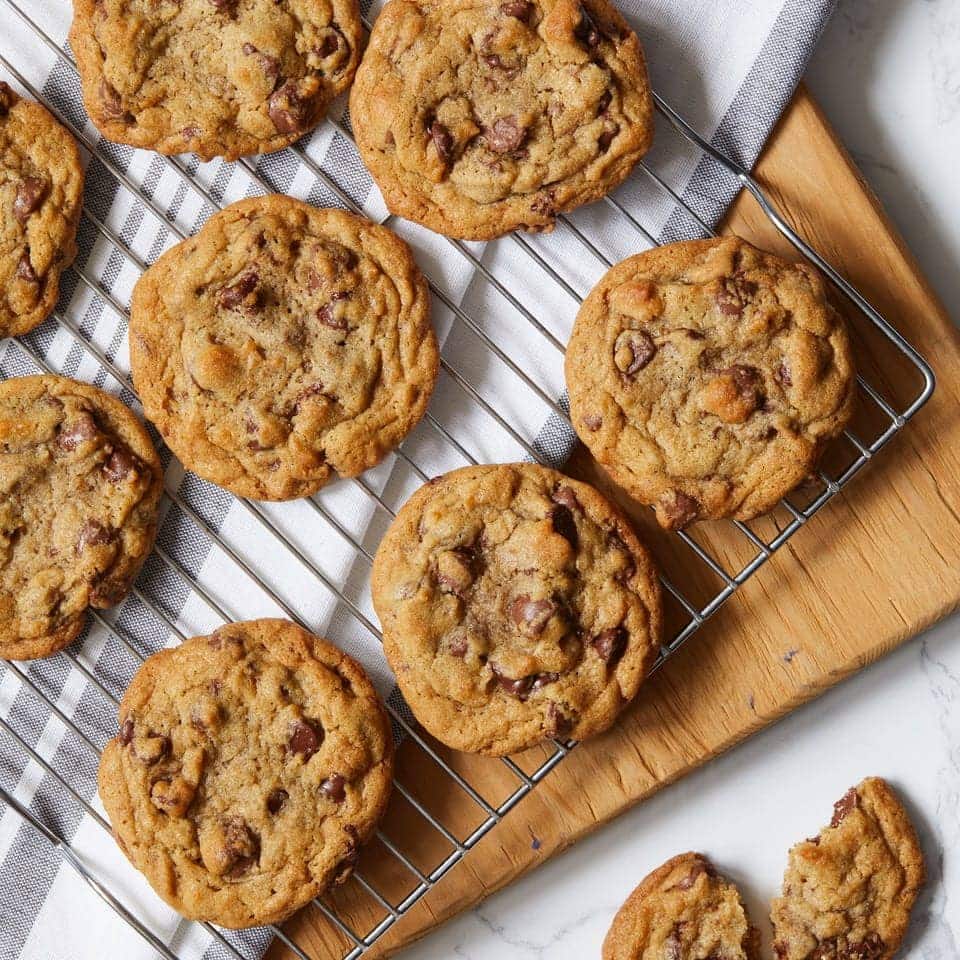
[0,3,936,959]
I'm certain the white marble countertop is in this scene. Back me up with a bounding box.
[400,2,960,956]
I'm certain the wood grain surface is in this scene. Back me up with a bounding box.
[269,85,960,959]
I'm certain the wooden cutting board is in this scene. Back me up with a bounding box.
[269,85,960,959]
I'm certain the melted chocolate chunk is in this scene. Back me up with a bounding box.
[320,773,346,802]
[428,120,453,161]
[288,718,323,760]
[509,595,555,634]
[218,270,259,311]
[831,786,860,827]
[13,177,46,224]
[119,717,135,745]
[57,413,99,451]
[614,329,657,376]
[500,0,533,21]
[266,788,288,814]
[484,116,526,154]
[591,626,627,666]
[268,82,313,134]
[104,448,139,482]
[77,518,113,551]
[660,490,700,528]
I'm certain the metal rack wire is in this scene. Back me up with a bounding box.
[0,3,936,959]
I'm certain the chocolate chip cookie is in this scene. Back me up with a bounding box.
[603,853,760,960]
[0,375,162,660]
[350,0,655,240]
[129,196,437,500]
[371,463,662,756]
[69,0,363,161]
[0,83,84,338]
[771,778,924,960]
[565,237,856,529]
[98,619,394,928]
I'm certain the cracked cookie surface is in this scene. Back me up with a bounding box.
[130,196,437,500]
[771,777,924,960]
[350,0,654,239]
[0,83,84,338]
[565,237,856,529]
[603,852,760,960]
[371,463,662,756]
[70,0,363,161]
[98,618,394,928]
[0,375,162,660]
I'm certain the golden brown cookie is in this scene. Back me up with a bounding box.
[565,237,856,529]
[771,778,925,960]
[98,619,394,928]
[350,0,654,240]
[129,196,437,501]
[0,83,84,338]
[0,375,162,660]
[371,463,662,756]
[603,852,760,960]
[69,0,363,161]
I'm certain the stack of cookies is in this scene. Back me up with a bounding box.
[0,0,864,938]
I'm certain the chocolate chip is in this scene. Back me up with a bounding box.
[550,504,578,546]
[316,32,340,58]
[583,413,602,431]
[509,595,555,634]
[57,413,98,451]
[436,547,474,596]
[614,329,657,376]
[77,519,113,551]
[659,490,700,529]
[597,89,612,115]
[0,81,13,116]
[500,0,533,21]
[591,626,627,665]
[104,448,138,482]
[830,786,859,827]
[773,942,789,960]
[119,717,135,745]
[428,120,453,162]
[726,364,762,401]
[268,81,312,134]
[529,672,559,692]
[320,773,346,802]
[13,177,46,224]
[219,817,260,878]
[266,789,288,814]
[776,362,792,387]
[16,251,37,282]
[810,935,885,960]
[218,270,259,311]
[547,702,573,738]
[551,486,580,512]
[597,123,619,153]
[448,635,469,658]
[242,42,280,80]
[674,857,715,890]
[715,277,758,317]
[181,125,202,140]
[98,79,132,123]
[317,290,351,329]
[491,665,534,699]
[574,4,601,48]
[288,719,323,760]
[484,116,526,154]
[209,0,237,11]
